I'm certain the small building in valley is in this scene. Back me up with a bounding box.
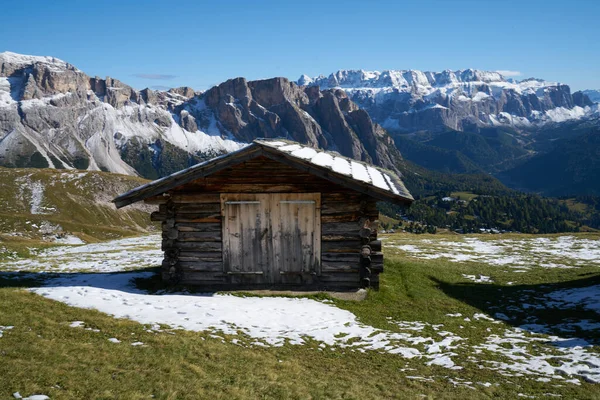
[113,139,413,290]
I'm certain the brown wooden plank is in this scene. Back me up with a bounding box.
[178,261,223,270]
[171,193,221,203]
[175,223,222,232]
[321,213,361,223]
[270,193,321,280]
[221,193,270,279]
[322,222,361,234]
[321,234,360,241]
[174,241,222,251]
[178,231,222,241]
[322,241,362,253]
[151,212,167,222]
[173,203,221,213]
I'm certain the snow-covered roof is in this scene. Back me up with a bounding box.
[114,138,413,208]
[255,139,410,198]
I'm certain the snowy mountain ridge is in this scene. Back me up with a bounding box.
[299,69,598,133]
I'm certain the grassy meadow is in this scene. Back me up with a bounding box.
[0,232,599,399]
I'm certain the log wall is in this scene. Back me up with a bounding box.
[147,156,383,290]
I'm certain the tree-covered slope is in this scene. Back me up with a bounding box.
[501,129,600,196]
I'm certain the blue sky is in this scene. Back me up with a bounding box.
[1,0,598,91]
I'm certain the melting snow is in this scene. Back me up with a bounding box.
[545,285,600,314]
[0,325,14,338]
[389,236,600,269]
[2,235,162,273]
[462,274,493,283]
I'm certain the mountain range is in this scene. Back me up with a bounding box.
[0,52,399,180]
[299,69,598,133]
[1,51,599,197]
[300,69,600,196]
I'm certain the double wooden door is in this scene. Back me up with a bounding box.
[221,193,321,283]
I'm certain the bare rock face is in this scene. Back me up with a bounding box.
[168,87,196,98]
[191,76,401,172]
[0,52,405,178]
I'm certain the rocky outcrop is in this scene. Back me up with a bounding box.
[185,77,401,172]
[0,52,404,178]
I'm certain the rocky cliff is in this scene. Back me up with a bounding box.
[0,52,401,178]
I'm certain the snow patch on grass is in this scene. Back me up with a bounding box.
[389,236,600,270]
[1,235,162,273]
[545,285,600,314]
[0,325,14,338]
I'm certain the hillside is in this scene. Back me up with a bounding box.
[501,129,600,196]
[0,168,155,254]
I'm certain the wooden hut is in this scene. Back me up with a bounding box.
[113,139,413,290]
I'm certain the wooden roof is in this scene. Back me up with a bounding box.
[113,139,414,208]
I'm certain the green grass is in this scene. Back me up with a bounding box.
[1,233,600,398]
[450,191,479,202]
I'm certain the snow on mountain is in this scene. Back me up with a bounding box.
[0,51,75,72]
[299,69,598,133]
[0,52,401,178]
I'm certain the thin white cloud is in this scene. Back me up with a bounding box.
[496,70,522,77]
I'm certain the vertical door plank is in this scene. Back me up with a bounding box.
[270,193,321,282]
[221,194,269,278]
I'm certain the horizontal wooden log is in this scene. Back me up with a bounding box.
[174,242,222,251]
[151,212,167,222]
[322,222,361,234]
[321,213,361,223]
[173,203,221,213]
[322,241,362,253]
[176,223,222,232]
[321,234,360,241]
[322,252,383,263]
[178,251,222,259]
[178,255,222,263]
[144,195,169,205]
[321,202,363,214]
[178,231,222,241]
[322,253,360,263]
[321,193,362,201]
[175,216,221,223]
[170,193,221,204]
[322,262,359,272]
[179,261,223,271]
[180,274,227,283]
[317,273,360,283]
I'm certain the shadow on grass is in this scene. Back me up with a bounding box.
[0,267,220,297]
[0,268,346,301]
[432,273,600,345]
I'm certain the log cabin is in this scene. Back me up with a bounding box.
[113,139,413,290]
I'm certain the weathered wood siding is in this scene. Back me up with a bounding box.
[147,156,382,290]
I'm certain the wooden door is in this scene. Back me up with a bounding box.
[270,193,321,282]
[221,194,271,282]
[221,193,321,284]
